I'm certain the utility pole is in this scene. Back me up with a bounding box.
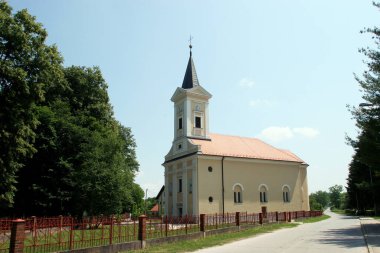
[145,188,148,215]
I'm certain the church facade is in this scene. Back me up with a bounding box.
[163,49,310,217]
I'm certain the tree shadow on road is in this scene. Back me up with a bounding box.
[315,225,367,249]
[362,223,380,247]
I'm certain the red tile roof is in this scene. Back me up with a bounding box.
[190,133,305,163]
[150,204,159,212]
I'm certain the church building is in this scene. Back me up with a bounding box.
[163,46,310,217]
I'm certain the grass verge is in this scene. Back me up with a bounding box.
[301,214,330,223]
[132,223,298,253]
[330,209,346,215]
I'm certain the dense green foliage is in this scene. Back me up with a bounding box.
[0,2,144,216]
[309,191,329,210]
[309,185,347,210]
[0,1,65,207]
[328,185,344,209]
[346,3,380,215]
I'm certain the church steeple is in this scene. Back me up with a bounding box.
[181,42,199,89]
[170,42,212,143]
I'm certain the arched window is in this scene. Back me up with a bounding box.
[233,184,243,203]
[259,184,268,203]
[283,185,291,203]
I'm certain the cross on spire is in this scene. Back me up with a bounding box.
[182,35,199,89]
[189,35,193,55]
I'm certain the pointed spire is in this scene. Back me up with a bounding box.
[182,38,199,89]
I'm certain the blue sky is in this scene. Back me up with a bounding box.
[8,0,378,196]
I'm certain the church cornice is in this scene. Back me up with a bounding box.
[171,86,212,103]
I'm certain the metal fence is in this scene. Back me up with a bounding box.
[0,215,137,253]
[146,215,200,239]
[0,210,323,253]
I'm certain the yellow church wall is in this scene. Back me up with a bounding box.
[197,156,309,214]
[197,157,223,214]
[187,169,193,215]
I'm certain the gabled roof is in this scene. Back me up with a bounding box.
[150,204,159,212]
[156,185,165,200]
[182,53,199,89]
[189,133,306,164]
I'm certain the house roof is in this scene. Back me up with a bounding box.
[156,185,165,200]
[182,52,199,89]
[150,204,159,212]
[189,133,305,164]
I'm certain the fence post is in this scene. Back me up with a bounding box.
[31,216,37,249]
[259,213,263,225]
[275,212,279,222]
[69,217,74,250]
[284,212,287,222]
[165,216,168,237]
[288,212,292,222]
[200,214,206,235]
[59,215,63,245]
[235,212,240,228]
[138,215,147,249]
[109,215,114,245]
[10,219,25,253]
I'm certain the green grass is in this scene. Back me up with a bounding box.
[330,209,346,215]
[331,209,380,219]
[301,214,330,223]
[132,223,298,253]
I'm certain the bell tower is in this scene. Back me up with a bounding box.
[171,44,212,147]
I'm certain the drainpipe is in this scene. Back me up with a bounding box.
[222,156,225,215]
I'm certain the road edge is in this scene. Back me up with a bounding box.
[360,218,372,253]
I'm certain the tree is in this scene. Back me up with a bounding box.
[347,2,380,214]
[309,191,329,210]
[329,185,343,209]
[10,66,142,217]
[1,2,144,216]
[0,1,65,207]
[346,152,374,212]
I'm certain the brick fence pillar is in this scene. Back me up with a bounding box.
[235,212,240,227]
[259,213,263,225]
[138,215,147,249]
[10,219,25,253]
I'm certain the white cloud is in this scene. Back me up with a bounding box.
[239,78,255,88]
[293,127,320,139]
[259,127,294,142]
[249,99,275,108]
[259,126,320,142]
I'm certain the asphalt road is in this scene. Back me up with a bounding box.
[194,210,368,253]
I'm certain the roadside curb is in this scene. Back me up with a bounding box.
[360,218,374,253]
